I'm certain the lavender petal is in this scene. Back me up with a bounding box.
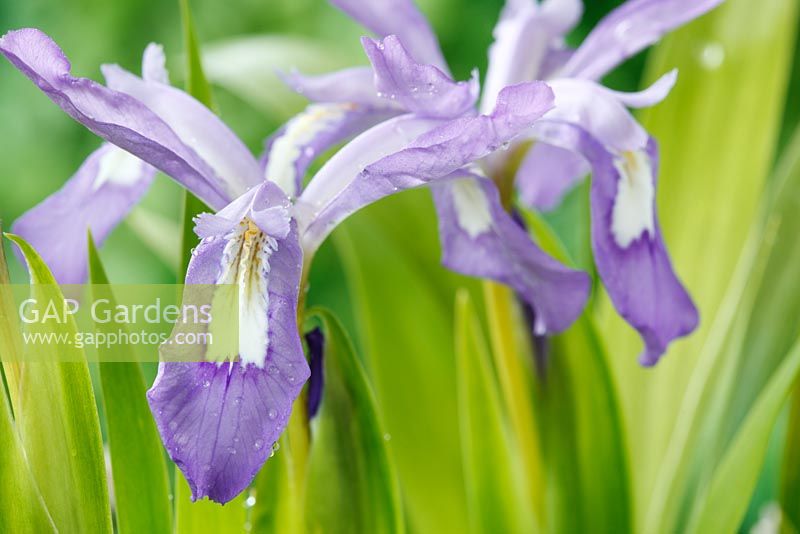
[12,144,154,284]
[559,0,723,80]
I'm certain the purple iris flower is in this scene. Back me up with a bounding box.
[303,0,722,365]
[1,27,574,502]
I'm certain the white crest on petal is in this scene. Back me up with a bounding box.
[212,219,277,367]
[450,179,493,238]
[611,150,655,248]
[265,103,354,197]
[93,146,144,191]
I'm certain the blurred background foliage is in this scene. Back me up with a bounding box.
[1,0,800,532]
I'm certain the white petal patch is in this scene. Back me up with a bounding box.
[213,219,277,367]
[265,103,353,197]
[93,146,144,191]
[611,150,655,248]
[450,179,493,238]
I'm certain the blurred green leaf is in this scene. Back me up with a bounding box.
[600,0,800,524]
[251,434,300,534]
[87,234,172,534]
[523,210,632,534]
[305,308,403,534]
[686,339,800,533]
[125,205,181,269]
[4,233,112,533]
[178,0,213,279]
[481,282,544,524]
[645,97,800,534]
[203,36,355,120]
[179,0,215,111]
[174,475,247,534]
[0,223,23,408]
[454,290,532,533]
[782,387,800,533]
[0,371,56,533]
[333,190,471,534]
[0,232,55,533]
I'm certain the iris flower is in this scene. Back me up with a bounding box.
[289,0,722,365]
[1,28,582,502]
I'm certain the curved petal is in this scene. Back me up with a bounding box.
[434,175,590,333]
[302,81,554,250]
[329,0,448,72]
[142,43,170,84]
[261,103,399,197]
[280,66,390,107]
[102,64,261,199]
[481,0,582,112]
[12,144,154,284]
[516,141,589,211]
[546,77,651,152]
[296,114,444,241]
[0,29,230,210]
[533,121,697,365]
[601,69,677,108]
[148,222,307,503]
[362,35,478,119]
[559,0,723,80]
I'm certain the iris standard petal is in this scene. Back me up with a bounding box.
[11,143,154,284]
[260,103,399,197]
[0,29,230,210]
[516,141,589,211]
[559,0,724,80]
[481,0,582,112]
[433,175,590,333]
[296,113,444,243]
[533,121,697,365]
[280,66,390,107]
[142,43,170,85]
[148,219,307,503]
[362,35,479,119]
[302,82,554,250]
[328,0,447,71]
[102,63,262,199]
[546,77,652,153]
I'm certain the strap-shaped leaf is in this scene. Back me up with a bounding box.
[454,290,533,533]
[87,233,172,534]
[523,210,632,533]
[304,308,403,534]
[4,233,112,533]
[686,339,800,533]
[0,228,56,533]
[597,0,800,527]
[332,190,472,533]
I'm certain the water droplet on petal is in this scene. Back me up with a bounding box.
[168,421,178,431]
[268,408,278,420]
[254,439,264,451]
[227,447,237,455]
[202,380,211,388]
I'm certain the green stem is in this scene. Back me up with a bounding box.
[283,253,315,532]
[483,282,545,528]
